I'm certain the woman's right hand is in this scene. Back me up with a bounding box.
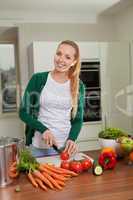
[42,129,57,147]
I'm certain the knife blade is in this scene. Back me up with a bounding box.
[52,144,64,154]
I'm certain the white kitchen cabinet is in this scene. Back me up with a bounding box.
[28,41,102,151]
[78,42,100,60]
[28,42,58,75]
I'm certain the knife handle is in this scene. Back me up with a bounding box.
[52,144,59,152]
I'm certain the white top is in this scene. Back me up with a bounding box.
[32,72,72,148]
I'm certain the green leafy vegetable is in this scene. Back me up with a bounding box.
[17,149,39,173]
[98,128,128,139]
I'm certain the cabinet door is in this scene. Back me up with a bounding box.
[100,42,132,133]
[78,42,100,59]
[29,41,59,74]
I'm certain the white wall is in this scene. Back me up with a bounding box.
[0,27,17,42]
[114,4,133,41]
[114,4,133,132]
[100,42,132,133]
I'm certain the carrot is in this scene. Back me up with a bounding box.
[43,164,78,177]
[54,167,78,177]
[11,161,17,168]
[33,170,54,189]
[27,172,38,188]
[42,172,62,190]
[42,164,65,174]
[50,172,68,181]
[62,174,71,178]
[9,166,17,173]
[41,166,68,181]
[9,171,19,178]
[38,164,46,172]
[39,165,67,181]
[35,178,48,191]
[56,180,66,187]
[9,161,17,172]
[39,165,54,175]
[39,165,51,174]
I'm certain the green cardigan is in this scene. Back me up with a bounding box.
[19,71,85,145]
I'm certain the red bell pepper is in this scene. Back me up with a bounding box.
[98,152,117,170]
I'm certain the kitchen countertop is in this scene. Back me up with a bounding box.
[0,150,133,200]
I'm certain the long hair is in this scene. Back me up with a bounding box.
[58,40,81,118]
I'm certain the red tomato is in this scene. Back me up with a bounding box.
[70,161,82,173]
[60,161,70,170]
[81,159,92,171]
[60,151,69,161]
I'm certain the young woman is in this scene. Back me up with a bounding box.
[19,40,85,157]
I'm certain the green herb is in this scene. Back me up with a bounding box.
[17,149,39,173]
[15,185,21,192]
[98,128,128,139]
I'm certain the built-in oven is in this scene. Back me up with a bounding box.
[80,59,102,122]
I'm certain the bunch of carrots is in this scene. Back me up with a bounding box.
[8,149,78,191]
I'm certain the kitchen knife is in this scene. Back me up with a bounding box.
[52,144,64,154]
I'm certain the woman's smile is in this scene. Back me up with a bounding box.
[54,43,76,73]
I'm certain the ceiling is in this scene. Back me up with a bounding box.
[0,0,122,24]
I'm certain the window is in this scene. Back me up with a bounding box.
[0,43,18,115]
[80,60,102,122]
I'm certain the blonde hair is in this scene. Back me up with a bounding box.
[59,40,81,118]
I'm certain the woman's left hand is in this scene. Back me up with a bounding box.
[64,140,78,156]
